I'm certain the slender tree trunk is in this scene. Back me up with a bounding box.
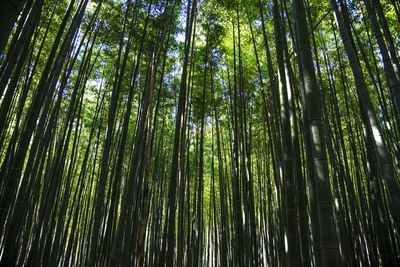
[331,0,400,241]
[293,0,341,265]
[0,0,27,55]
[165,0,196,265]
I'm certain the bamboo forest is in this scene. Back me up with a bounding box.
[2,0,400,266]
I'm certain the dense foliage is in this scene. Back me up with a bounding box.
[1,0,400,266]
